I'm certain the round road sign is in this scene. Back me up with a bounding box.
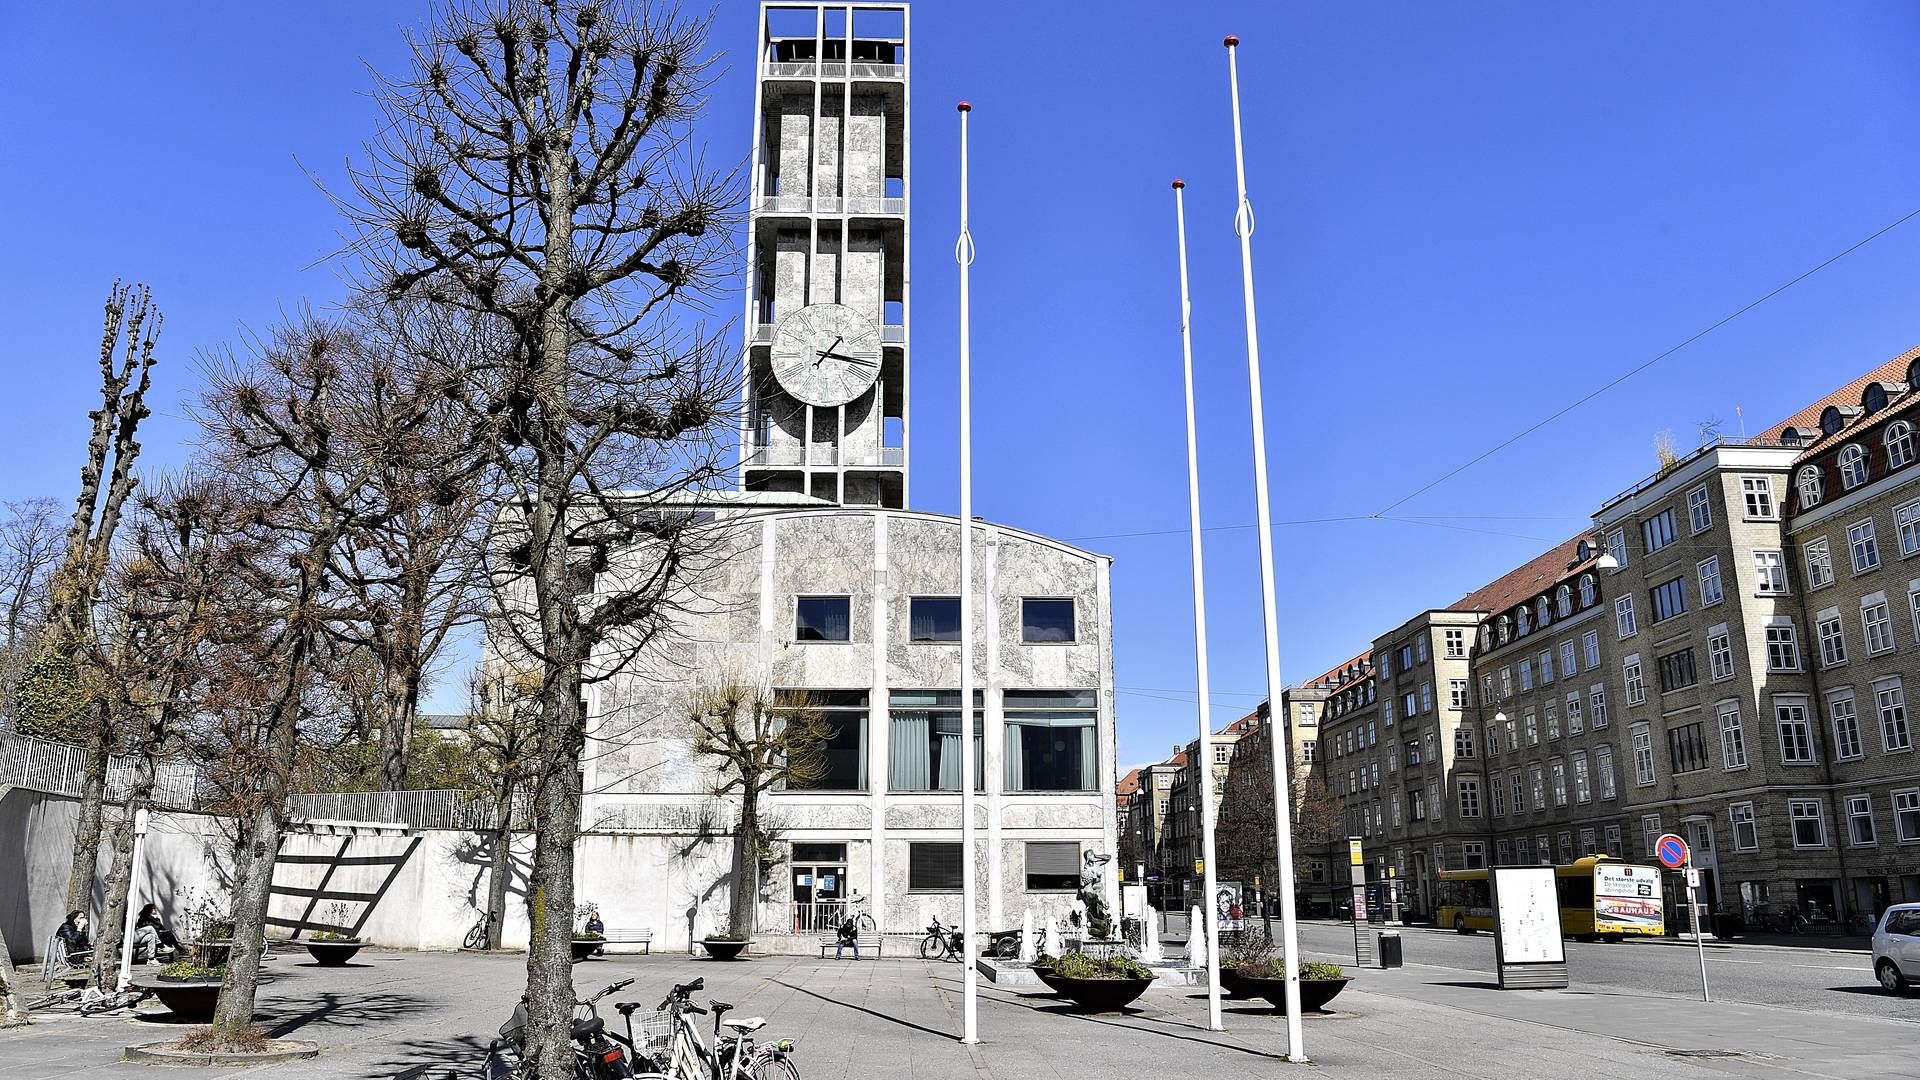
[1655,833,1689,870]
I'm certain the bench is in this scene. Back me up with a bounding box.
[817,934,882,959]
[602,929,653,955]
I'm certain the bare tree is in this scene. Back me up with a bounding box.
[0,497,62,711]
[1216,717,1343,895]
[348,3,739,1073]
[460,669,541,949]
[685,683,829,939]
[38,283,162,924]
[0,925,28,1025]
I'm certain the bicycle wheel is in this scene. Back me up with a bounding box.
[752,1056,801,1080]
[856,913,877,934]
[919,934,943,961]
[464,920,488,950]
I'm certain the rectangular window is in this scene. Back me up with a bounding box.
[1458,778,1480,819]
[1566,692,1584,735]
[1730,802,1759,852]
[1875,677,1912,752]
[1572,751,1591,803]
[796,596,852,641]
[1449,679,1469,710]
[1579,827,1597,856]
[1899,500,1920,558]
[1687,484,1713,533]
[1463,842,1486,869]
[1698,556,1724,606]
[1583,630,1600,669]
[1846,795,1876,847]
[1529,765,1546,810]
[1895,789,1920,843]
[1718,701,1748,769]
[1003,689,1097,791]
[1642,815,1662,856]
[1765,622,1800,672]
[1657,648,1698,693]
[1642,508,1678,554]
[1850,520,1881,573]
[1817,611,1848,668]
[1525,708,1538,746]
[1829,688,1863,760]
[1545,701,1561,740]
[1606,528,1629,569]
[1550,760,1568,806]
[1384,700,1395,726]
[909,596,961,642]
[781,689,869,790]
[1454,727,1475,758]
[1604,824,1623,856]
[1788,799,1825,848]
[1708,626,1735,680]
[1806,539,1835,589]
[1623,655,1646,706]
[1025,841,1082,891]
[1631,723,1655,786]
[1912,586,1920,645]
[1539,650,1555,684]
[1399,644,1414,670]
[1589,685,1609,728]
[1445,628,1466,658]
[1482,674,1495,704]
[889,690,984,792]
[1742,475,1776,520]
[1650,577,1689,623]
[1519,661,1533,692]
[1616,596,1637,638]
[1417,636,1429,662]
[1777,699,1815,763]
[1020,598,1077,643]
[909,842,963,891]
[1753,550,1788,595]
[1429,780,1442,823]
[1667,720,1710,774]
[1420,683,1433,713]
[1863,596,1896,655]
[1558,833,1574,864]
[1509,772,1524,815]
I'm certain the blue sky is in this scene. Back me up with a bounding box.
[6,2,1920,770]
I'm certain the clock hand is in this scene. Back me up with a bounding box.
[813,336,845,365]
[818,351,877,367]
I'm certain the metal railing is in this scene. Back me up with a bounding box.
[762,61,905,80]
[0,729,206,811]
[285,788,529,832]
[753,194,905,217]
[790,899,853,934]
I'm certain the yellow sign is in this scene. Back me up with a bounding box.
[1117,867,1125,882]
[1388,867,1396,879]
[1194,859,1205,874]
[1348,839,1364,866]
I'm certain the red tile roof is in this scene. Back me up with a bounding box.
[1116,767,1141,798]
[1756,345,1920,443]
[1450,534,1593,617]
[1294,650,1374,693]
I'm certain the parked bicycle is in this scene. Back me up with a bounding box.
[465,908,499,951]
[918,917,964,962]
[841,892,877,936]
[484,978,641,1079]
[623,976,798,1080]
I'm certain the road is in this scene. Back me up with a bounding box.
[1291,918,1917,1024]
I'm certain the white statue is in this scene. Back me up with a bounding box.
[1185,905,1207,968]
[1042,915,1062,958]
[1142,909,1162,964]
[1018,908,1036,962]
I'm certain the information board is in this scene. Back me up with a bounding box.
[1593,863,1663,934]
[1491,867,1565,964]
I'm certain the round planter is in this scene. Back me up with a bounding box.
[1030,965,1067,994]
[1048,974,1154,1013]
[188,941,233,968]
[1218,967,1257,1000]
[571,939,602,962]
[137,977,222,1022]
[700,938,749,961]
[303,940,365,966]
[1295,977,1350,1013]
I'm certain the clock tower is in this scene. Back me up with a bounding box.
[741,3,909,509]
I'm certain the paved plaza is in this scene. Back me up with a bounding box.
[2,925,1914,1079]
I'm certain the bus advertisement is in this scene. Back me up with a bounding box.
[1593,862,1664,936]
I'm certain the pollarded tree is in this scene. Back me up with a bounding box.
[348,4,739,1074]
[684,682,830,940]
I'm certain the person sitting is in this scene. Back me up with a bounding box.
[584,908,605,956]
[133,903,180,963]
[55,910,92,967]
[834,916,861,960]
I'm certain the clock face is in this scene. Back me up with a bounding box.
[769,303,882,408]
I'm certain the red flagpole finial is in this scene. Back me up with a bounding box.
[957,100,972,112]
[1224,34,1239,47]
[1172,179,1186,189]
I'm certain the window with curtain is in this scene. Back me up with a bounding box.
[908,596,961,642]
[1020,599,1076,643]
[778,689,868,790]
[1004,689,1097,791]
[795,596,852,641]
[1024,841,1081,891]
[887,689,982,791]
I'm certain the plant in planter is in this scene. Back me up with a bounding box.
[141,961,225,1021]
[571,930,606,962]
[699,932,749,961]
[1045,951,1156,1012]
[304,931,366,967]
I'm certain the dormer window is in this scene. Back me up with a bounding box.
[1839,444,1868,491]
[1886,421,1914,469]
[1498,616,1511,644]
[1536,597,1551,627]
[1579,574,1596,607]
[1797,465,1824,509]
[1909,357,1920,389]
[1864,382,1890,415]
[1517,607,1532,636]
[1781,426,1806,446]
[1555,585,1572,618]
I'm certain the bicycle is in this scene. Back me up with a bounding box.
[841,893,877,936]
[465,908,499,951]
[622,977,798,1080]
[918,917,963,963]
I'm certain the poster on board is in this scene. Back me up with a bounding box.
[1491,866,1565,964]
[1593,863,1664,934]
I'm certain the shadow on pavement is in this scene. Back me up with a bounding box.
[363,1031,492,1080]
[264,990,442,1039]
[770,977,958,1040]
[1823,985,1898,997]
[971,986,1290,1059]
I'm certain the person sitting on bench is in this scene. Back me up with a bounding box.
[133,903,180,963]
[834,915,861,960]
[55,910,93,966]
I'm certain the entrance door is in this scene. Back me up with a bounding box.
[1683,818,1720,902]
[791,842,848,933]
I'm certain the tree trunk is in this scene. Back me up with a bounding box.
[728,786,758,938]
[376,656,414,791]
[210,799,282,1035]
[63,713,109,919]
[485,782,515,950]
[0,923,29,1026]
[92,707,164,988]
[521,686,583,1080]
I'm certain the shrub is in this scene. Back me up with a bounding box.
[1052,952,1155,981]
[310,931,359,943]
[159,961,224,980]
[705,932,747,942]
[200,920,235,942]
[1301,962,1345,981]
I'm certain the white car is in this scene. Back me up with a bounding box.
[1871,902,1920,993]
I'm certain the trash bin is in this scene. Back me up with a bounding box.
[1377,929,1403,969]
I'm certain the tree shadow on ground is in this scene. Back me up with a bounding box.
[362,1031,494,1080]
[262,990,441,1039]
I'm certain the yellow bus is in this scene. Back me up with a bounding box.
[1436,856,1665,940]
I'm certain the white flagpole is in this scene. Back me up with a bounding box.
[1224,33,1305,1062]
[955,98,980,1046]
[1173,179,1224,1032]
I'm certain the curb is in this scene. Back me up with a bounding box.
[123,1039,321,1066]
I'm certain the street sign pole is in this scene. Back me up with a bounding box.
[1688,862,1710,1003]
